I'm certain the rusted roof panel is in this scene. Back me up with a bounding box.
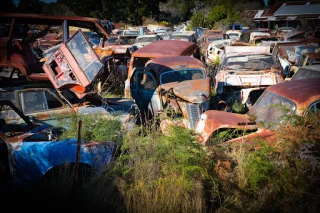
[266,78,320,108]
[146,56,205,76]
[132,40,197,58]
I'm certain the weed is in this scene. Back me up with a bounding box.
[113,124,216,213]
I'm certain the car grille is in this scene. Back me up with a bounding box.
[187,103,201,129]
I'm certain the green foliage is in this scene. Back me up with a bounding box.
[113,125,216,212]
[190,11,213,29]
[231,101,247,114]
[208,5,227,23]
[58,113,124,145]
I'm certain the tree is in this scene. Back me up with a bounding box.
[17,0,43,14]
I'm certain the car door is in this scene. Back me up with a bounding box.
[130,69,159,115]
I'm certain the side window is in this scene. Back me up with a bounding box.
[45,91,63,109]
[0,92,16,109]
[307,101,320,119]
[20,91,48,113]
[139,72,156,90]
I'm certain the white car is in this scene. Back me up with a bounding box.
[134,34,162,49]
[155,29,172,40]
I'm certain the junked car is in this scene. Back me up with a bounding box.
[125,40,201,98]
[194,78,320,146]
[0,100,117,188]
[205,39,234,67]
[170,31,197,43]
[134,34,162,49]
[130,56,211,129]
[272,41,319,78]
[214,46,285,110]
[0,80,116,127]
[199,30,230,60]
[286,52,320,80]
[225,30,242,41]
[0,13,113,82]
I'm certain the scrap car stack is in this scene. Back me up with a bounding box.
[1,13,320,190]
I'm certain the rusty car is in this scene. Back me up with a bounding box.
[193,78,320,146]
[0,13,113,82]
[0,80,120,128]
[0,99,117,188]
[124,40,201,98]
[198,30,230,60]
[214,46,285,110]
[170,31,197,43]
[272,41,320,78]
[134,34,162,49]
[129,56,211,128]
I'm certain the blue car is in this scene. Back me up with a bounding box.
[0,100,117,188]
[88,32,101,46]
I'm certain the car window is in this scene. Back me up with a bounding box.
[224,54,274,70]
[0,92,17,109]
[20,91,48,113]
[139,73,156,90]
[306,101,320,119]
[160,69,205,84]
[45,91,64,109]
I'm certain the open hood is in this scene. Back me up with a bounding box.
[42,30,103,98]
[160,78,211,103]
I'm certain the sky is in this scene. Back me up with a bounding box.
[13,0,57,6]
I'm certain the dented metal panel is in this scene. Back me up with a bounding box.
[194,110,256,145]
[160,78,210,103]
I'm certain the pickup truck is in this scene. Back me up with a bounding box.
[214,46,285,111]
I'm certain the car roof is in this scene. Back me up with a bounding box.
[266,78,320,108]
[131,40,197,58]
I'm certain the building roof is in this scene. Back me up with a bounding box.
[253,1,320,21]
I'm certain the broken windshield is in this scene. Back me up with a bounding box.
[248,91,295,130]
[66,31,102,81]
[160,69,205,84]
[224,54,274,70]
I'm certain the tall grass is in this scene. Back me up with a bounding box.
[30,108,319,213]
[112,124,217,213]
[211,112,320,212]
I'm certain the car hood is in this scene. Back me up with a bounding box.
[160,78,211,103]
